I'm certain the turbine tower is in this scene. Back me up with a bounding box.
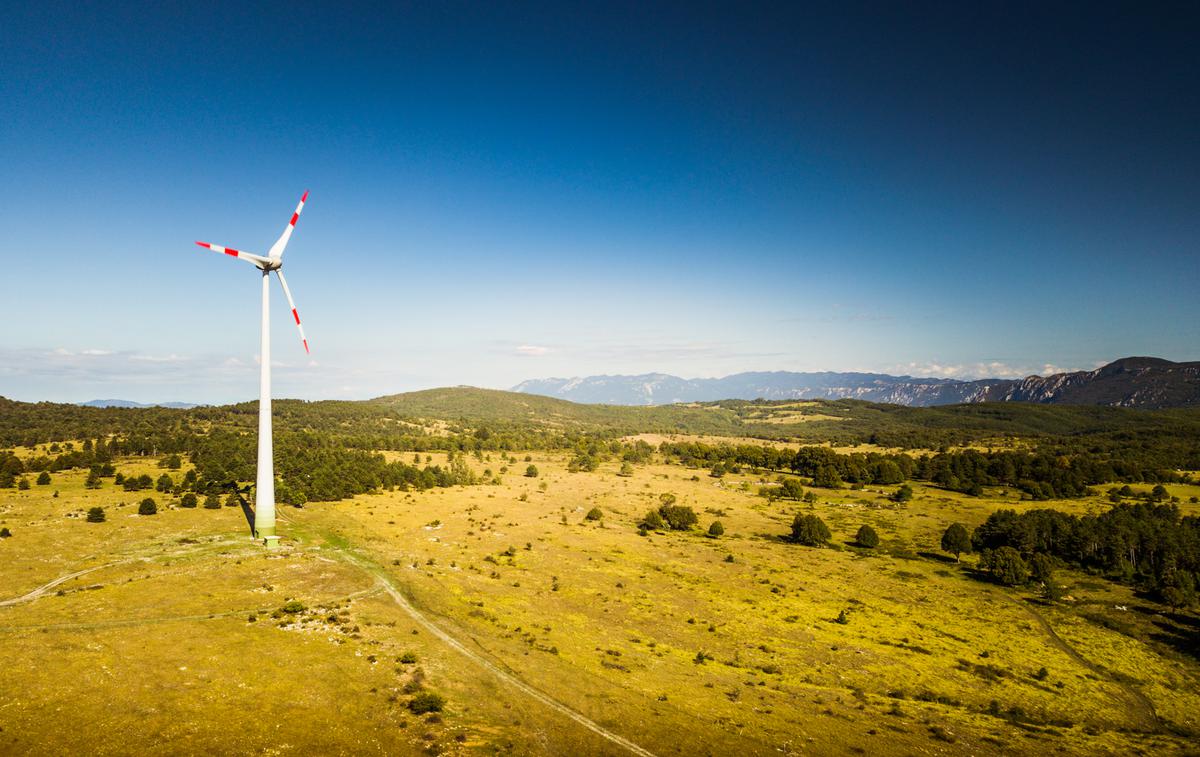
[195,191,310,548]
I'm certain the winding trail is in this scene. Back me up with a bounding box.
[0,561,126,608]
[311,532,658,757]
[1000,592,1160,732]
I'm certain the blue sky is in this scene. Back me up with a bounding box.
[1,2,1197,403]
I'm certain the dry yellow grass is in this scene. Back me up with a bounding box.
[2,448,1198,755]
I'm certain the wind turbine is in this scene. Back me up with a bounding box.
[195,191,310,548]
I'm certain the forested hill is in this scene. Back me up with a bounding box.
[512,357,1200,408]
[4,388,1200,455]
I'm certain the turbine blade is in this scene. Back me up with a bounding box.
[274,270,309,354]
[268,190,308,259]
[195,241,270,267]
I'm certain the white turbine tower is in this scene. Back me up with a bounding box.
[195,190,310,548]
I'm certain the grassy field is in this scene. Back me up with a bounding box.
[2,446,1199,755]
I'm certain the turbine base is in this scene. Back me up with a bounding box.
[262,535,281,549]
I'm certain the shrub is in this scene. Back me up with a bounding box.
[36,471,52,485]
[790,514,830,546]
[892,484,913,503]
[138,498,158,516]
[17,478,30,491]
[280,599,306,614]
[203,493,221,509]
[86,506,106,523]
[225,492,241,508]
[707,521,725,538]
[408,691,445,714]
[0,527,11,538]
[524,465,538,478]
[659,504,698,531]
[399,651,418,664]
[180,492,198,508]
[585,507,603,521]
[617,462,634,477]
[855,524,879,548]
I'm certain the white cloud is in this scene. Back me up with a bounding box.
[80,348,114,356]
[516,344,550,357]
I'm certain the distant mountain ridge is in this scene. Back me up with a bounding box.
[80,399,198,409]
[512,357,1200,409]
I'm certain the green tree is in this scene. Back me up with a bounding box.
[156,473,174,493]
[17,477,30,491]
[36,471,52,485]
[180,492,198,508]
[225,492,241,508]
[790,514,831,546]
[1029,553,1055,585]
[855,524,879,548]
[138,498,158,515]
[779,478,805,500]
[617,462,634,477]
[524,464,539,478]
[203,493,221,509]
[982,547,1029,586]
[893,484,914,503]
[0,527,11,538]
[941,523,972,561]
[707,521,725,538]
[86,506,106,523]
[585,507,603,521]
[812,465,843,489]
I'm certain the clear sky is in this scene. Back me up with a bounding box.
[2,2,1197,403]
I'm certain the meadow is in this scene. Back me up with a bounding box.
[2,435,1198,755]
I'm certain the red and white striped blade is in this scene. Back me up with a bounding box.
[274,270,309,354]
[195,241,269,266]
[268,190,308,259]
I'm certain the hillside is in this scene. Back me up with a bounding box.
[513,357,1200,409]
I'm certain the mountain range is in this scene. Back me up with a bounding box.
[512,357,1200,409]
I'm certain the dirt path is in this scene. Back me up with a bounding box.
[298,523,657,757]
[1003,593,1160,732]
[0,562,125,608]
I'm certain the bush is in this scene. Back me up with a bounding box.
[17,478,30,491]
[203,493,221,509]
[855,524,879,548]
[408,691,445,714]
[0,527,11,538]
[707,521,725,538]
[893,484,914,503]
[36,471,51,485]
[180,492,198,508]
[584,507,603,521]
[398,651,418,664]
[86,506,106,523]
[138,498,158,516]
[524,465,538,478]
[659,504,698,531]
[280,599,306,614]
[790,514,830,546]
